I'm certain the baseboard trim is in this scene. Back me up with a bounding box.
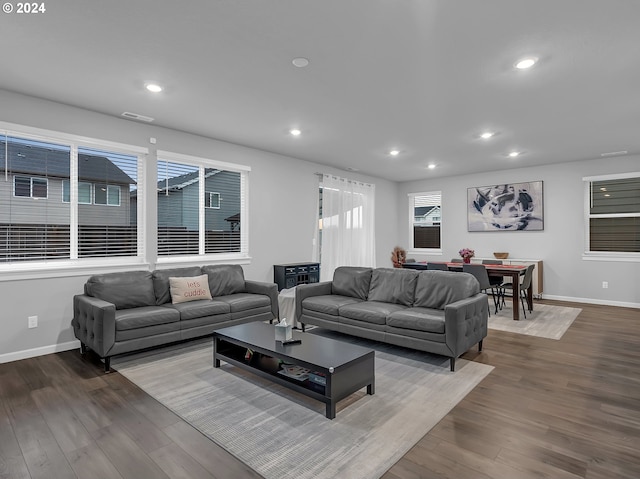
[543,295,640,309]
[0,340,80,364]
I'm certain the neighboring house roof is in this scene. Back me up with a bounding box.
[414,205,440,217]
[1,141,136,184]
[156,169,221,192]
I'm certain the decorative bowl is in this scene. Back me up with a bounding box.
[493,252,509,259]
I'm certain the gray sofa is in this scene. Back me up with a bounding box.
[295,266,488,371]
[73,264,278,371]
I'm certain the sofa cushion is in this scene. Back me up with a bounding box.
[114,305,180,330]
[387,307,446,333]
[302,295,363,316]
[339,301,407,325]
[332,267,373,300]
[152,266,202,305]
[164,299,230,321]
[202,264,246,297]
[86,271,156,310]
[413,271,480,310]
[215,293,271,313]
[169,274,212,304]
[367,268,419,306]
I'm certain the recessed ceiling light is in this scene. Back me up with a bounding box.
[600,150,628,157]
[480,131,495,140]
[515,57,538,69]
[427,164,436,169]
[290,128,301,136]
[508,151,520,158]
[604,194,611,197]
[292,57,309,68]
[389,149,400,156]
[145,83,163,93]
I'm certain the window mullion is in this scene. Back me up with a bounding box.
[70,144,78,259]
[199,166,205,254]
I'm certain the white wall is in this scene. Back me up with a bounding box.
[0,90,398,362]
[398,157,640,308]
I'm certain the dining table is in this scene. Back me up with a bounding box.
[402,262,531,320]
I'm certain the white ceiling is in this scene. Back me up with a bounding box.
[1,0,639,182]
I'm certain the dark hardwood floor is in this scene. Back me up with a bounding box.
[1,300,638,478]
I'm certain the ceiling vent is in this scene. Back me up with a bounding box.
[121,111,154,122]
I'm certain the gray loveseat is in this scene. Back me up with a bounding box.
[295,266,488,371]
[73,264,278,371]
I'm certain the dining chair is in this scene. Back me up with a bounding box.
[462,263,500,315]
[450,258,463,263]
[427,262,449,271]
[482,259,504,309]
[500,264,535,318]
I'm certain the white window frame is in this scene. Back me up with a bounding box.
[94,184,121,207]
[156,150,250,265]
[0,121,148,279]
[62,181,93,204]
[408,191,443,255]
[582,172,640,262]
[13,176,48,199]
[205,191,221,209]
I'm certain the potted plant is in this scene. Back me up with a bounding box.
[459,248,475,264]
[391,246,407,268]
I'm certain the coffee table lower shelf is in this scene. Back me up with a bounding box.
[213,333,374,419]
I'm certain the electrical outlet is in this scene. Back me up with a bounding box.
[28,315,38,328]
[602,281,609,289]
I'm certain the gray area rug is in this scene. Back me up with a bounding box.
[113,331,493,479]
[488,300,581,339]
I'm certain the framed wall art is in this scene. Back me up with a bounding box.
[467,181,544,231]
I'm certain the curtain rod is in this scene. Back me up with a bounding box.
[315,172,374,188]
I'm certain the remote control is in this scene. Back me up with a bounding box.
[282,339,302,345]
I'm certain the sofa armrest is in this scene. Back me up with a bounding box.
[72,294,117,358]
[295,282,333,323]
[245,280,279,320]
[443,293,489,356]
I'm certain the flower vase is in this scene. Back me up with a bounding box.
[463,257,471,264]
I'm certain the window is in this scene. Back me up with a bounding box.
[1,137,71,261]
[0,126,145,264]
[205,191,220,209]
[63,181,92,204]
[77,146,139,258]
[94,184,121,206]
[584,173,640,256]
[157,151,249,259]
[409,191,442,251]
[14,176,48,198]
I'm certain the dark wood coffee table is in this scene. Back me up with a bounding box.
[213,322,375,419]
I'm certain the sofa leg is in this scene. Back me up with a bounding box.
[104,357,111,373]
[450,357,455,372]
[478,340,483,352]
[301,323,306,333]
[80,342,87,355]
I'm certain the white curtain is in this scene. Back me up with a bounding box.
[319,174,376,281]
